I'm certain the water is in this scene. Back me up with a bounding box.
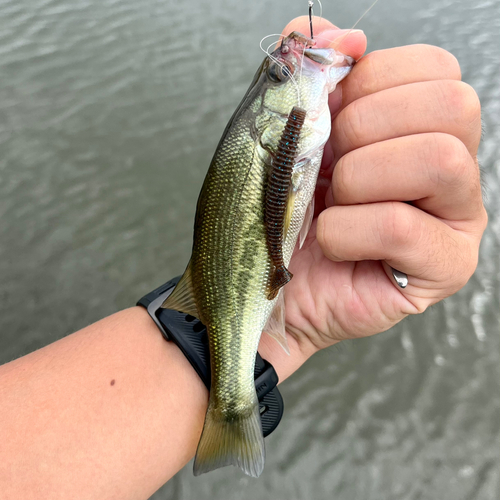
[0,0,498,498]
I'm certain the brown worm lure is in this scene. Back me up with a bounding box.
[264,106,307,300]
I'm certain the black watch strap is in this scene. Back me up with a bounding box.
[137,277,284,438]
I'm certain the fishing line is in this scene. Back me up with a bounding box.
[316,0,323,19]
[298,40,306,96]
[259,33,286,50]
[349,0,380,31]
[266,41,278,54]
[259,33,303,108]
[314,0,380,52]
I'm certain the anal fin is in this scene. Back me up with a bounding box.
[161,262,199,319]
[264,289,290,355]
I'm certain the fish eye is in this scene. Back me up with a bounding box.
[281,65,292,78]
[267,63,281,82]
[267,62,294,83]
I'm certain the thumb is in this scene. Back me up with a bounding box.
[280,16,367,60]
[277,17,367,215]
[279,17,367,118]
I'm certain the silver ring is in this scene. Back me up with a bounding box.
[391,268,408,288]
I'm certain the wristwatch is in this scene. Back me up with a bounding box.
[137,277,284,437]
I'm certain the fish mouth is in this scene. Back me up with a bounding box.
[278,31,353,68]
[281,31,316,50]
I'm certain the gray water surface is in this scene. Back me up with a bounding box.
[0,1,499,499]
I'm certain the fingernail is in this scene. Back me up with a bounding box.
[313,28,365,50]
[317,28,364,39]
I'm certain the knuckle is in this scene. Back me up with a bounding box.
[441,232,482,293]
[456,246,478,290]
[441,80,482,129]
[427,133,472,187]
[468,204,489,238]
[422,45,461,79]
[339,99,366,150]
[459,82,481,122]
[479,206,489,233]
[352,51,379,95]
[317,210,338,259]
[332,153,355,201]
[378,202,418,251]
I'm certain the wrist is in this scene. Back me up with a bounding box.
[137,280,286,435]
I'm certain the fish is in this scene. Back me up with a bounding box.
[162,30,354,477]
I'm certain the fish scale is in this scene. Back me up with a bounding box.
[162,31,354,477]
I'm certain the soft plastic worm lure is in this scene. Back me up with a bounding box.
[264,106,307,300]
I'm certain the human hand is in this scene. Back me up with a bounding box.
[259,17,487,377]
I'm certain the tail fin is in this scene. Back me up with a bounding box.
[193,400,265,478]
[267,266,293,300]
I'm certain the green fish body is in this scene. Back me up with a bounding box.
[163,32,354,477]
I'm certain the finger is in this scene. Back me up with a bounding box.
[314,28,367,60]
[279,16,367,60]
[331,80,482,161]
[316,202,478,296]
[341,45,461,109]
[279,16,366,215]
[328,133,486,227]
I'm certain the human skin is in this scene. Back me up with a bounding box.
[276,16,487,353]
[0,16,486,500]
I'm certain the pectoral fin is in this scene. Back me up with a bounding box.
[284,190,296,239]
[284,158,310,240]
[161,262,199,318]
[264,289,290,355]
[299,196,314,249]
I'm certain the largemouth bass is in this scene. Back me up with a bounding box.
[162,31,354,477]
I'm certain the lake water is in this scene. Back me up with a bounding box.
[0,0,498,498]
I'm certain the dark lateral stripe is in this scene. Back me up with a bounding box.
[264,106,306,300]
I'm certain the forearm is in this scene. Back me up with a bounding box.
[0,308,207,499]
[0,307,311,499]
